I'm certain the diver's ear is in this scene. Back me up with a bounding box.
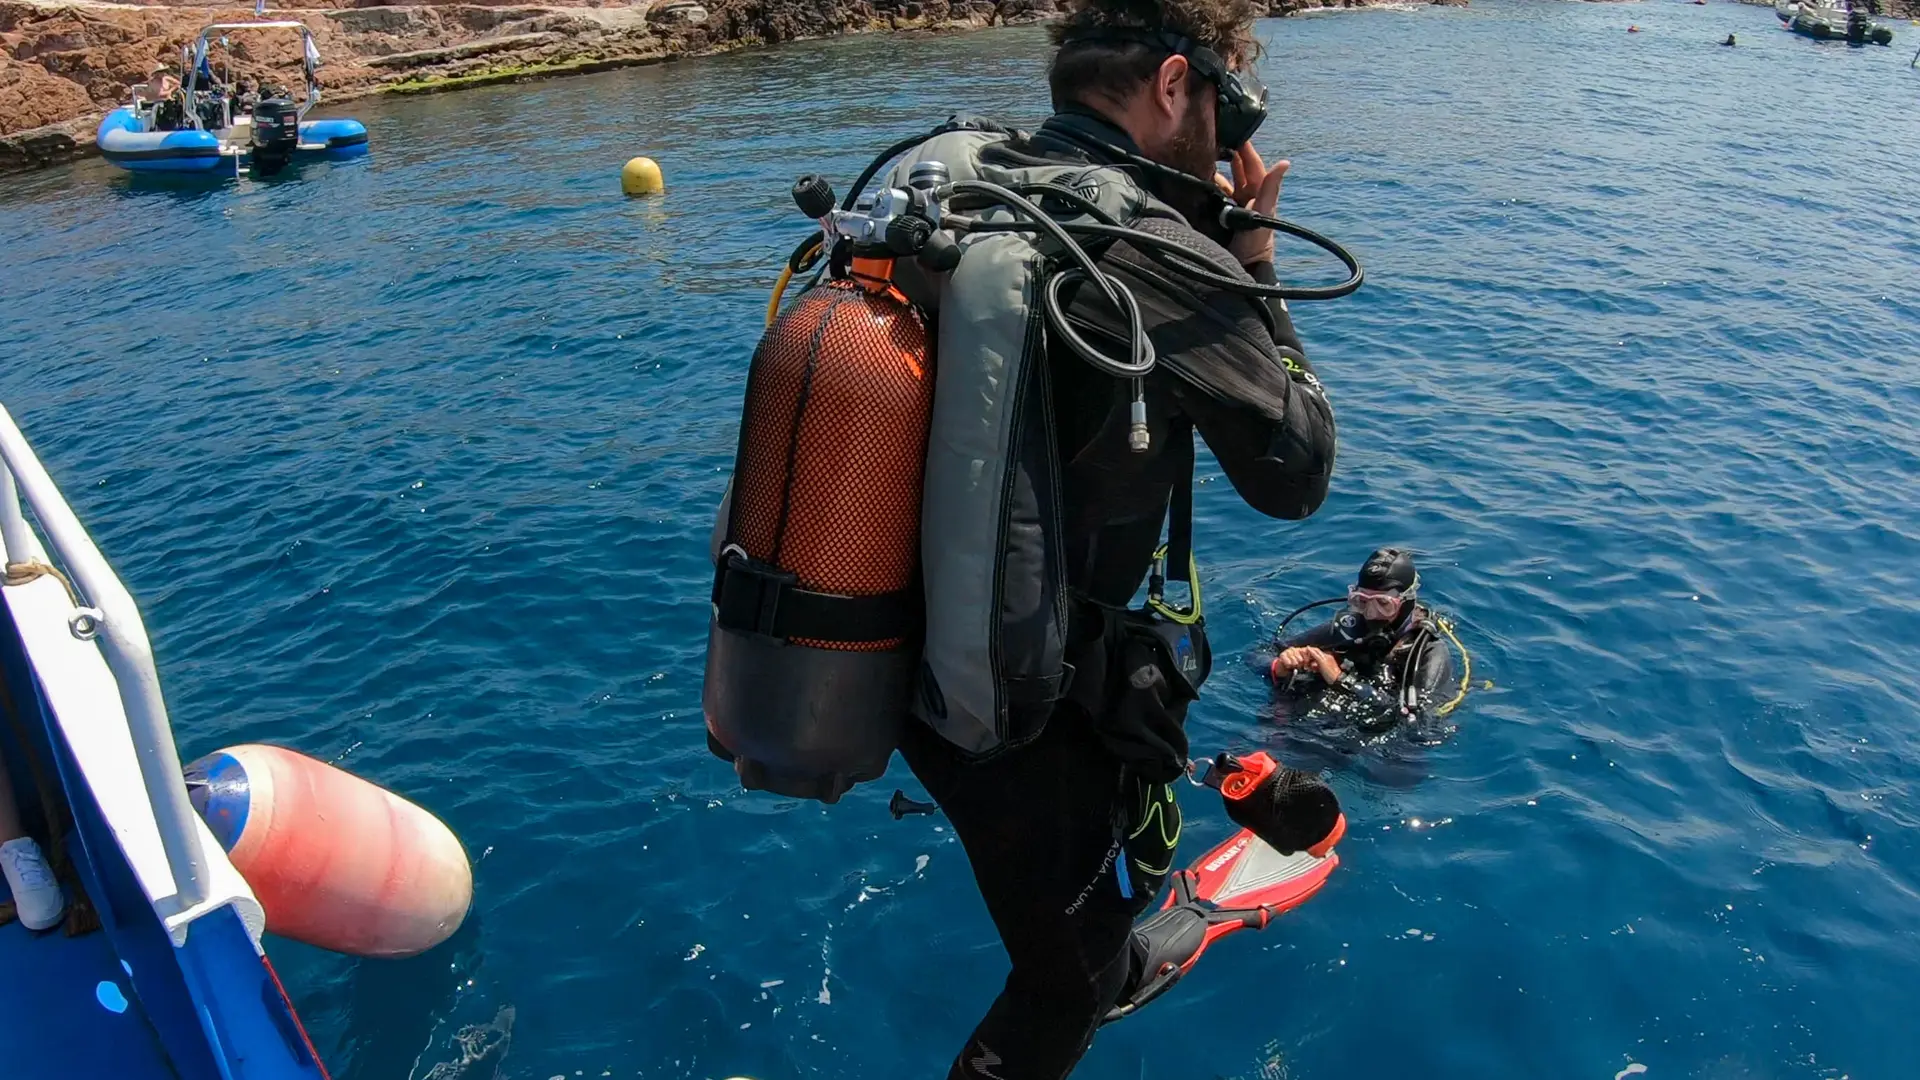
[1151,54,1191,125]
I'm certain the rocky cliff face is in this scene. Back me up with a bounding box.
[0,0,1068,172]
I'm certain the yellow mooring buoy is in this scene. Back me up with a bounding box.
[622,156,665,196]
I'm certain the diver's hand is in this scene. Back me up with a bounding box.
[1275,647,1342,684]
[1221,144,1289,268]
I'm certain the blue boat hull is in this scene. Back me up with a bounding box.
[299,118,370,156]
[97,108,226,173]
[0,611,329,1078]
[96,107,371,176]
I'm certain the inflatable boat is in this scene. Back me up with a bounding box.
[0,401,471,1076]
[97,19,368,178]
[1775,0,1895,44]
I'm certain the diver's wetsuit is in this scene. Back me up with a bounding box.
[1262,608,1454,733]
[899,109,1337,1080]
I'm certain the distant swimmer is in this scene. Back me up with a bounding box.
[1724,33,1737,45]
[1255,548,1469,741]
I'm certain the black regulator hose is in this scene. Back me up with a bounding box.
[1040,123,1365,301]
[1218,209,1364,301]
[945,178,1156,382]
[958,215,1359,302]
[842,131,938,212]
[841,122,1361,300]
[1000,180,1361,301]
[1273,596,1346,638]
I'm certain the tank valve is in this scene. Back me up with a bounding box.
[918,231,962,273]
[885,214,933,257]
[906,160,950,192]
[792,174,836,220]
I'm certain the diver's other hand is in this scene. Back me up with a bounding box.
[1275,646,1341,684]
[1224,144,1289,267]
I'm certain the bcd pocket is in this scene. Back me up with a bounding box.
[1094,610,1211,784]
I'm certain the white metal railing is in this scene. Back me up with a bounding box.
[0,405,208,915]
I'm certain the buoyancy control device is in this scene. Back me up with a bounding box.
[703,118,1363,802]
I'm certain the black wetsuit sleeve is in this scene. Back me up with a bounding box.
[1097,233,1337,522]
[1244,259,1305,357]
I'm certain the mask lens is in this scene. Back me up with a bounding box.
[1348,587,1403,621]
[1215,68,1268,153]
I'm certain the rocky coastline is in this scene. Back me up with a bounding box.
[1,0,1466,177]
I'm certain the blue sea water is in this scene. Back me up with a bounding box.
[3,2,1919,1077]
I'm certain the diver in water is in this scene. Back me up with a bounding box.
[891,2,1340,1076]
[1258,548,1458,737]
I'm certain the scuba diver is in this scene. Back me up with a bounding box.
[892,5,1343,1076]
[703,0,1362,1075]
[1258,548,1465,740]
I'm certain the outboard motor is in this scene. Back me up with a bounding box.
[1845,2,1869,42]
[250,98,300,176]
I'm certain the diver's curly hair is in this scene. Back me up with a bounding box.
[1046,0,1262,110]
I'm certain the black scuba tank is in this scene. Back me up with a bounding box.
[250,98,300,176]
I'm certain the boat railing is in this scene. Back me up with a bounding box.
[188,20,324,122]
[0,404,208,916]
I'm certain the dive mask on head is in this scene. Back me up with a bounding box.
[1061,28,1270,158]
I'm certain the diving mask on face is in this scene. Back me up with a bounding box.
[1060,28,1270,157]
[1181,41,1268,158]
[1346,585,1408,623]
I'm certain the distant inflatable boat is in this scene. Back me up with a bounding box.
[98,17,368,178]
[96,108,366,175]
[1774,0,1895,44]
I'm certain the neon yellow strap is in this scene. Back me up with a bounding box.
[1145,544,1204,626]
[1434,615,1472,716]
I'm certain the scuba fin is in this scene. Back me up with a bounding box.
[1104,819,1342,1024]
[1105,752,1345,1023]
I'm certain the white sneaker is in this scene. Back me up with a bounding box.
[1,836,66,931]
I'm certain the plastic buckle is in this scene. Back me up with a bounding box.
[1196,751,1278,802]
[715,552,798,640]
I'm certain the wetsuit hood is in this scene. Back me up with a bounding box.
[1357,548,1418,593]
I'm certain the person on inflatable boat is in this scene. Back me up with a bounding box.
[896,2,1343,1077]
